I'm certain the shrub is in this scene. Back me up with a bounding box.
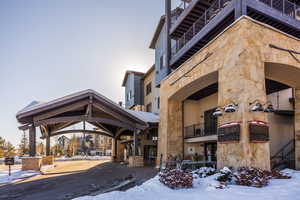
[194,167,216,178]
[159,169,193,189]
[216,167,233,183]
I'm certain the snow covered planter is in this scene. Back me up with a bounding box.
[159,169,193,189]
[233,167,291,188]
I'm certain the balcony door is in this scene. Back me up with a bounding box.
[204,108,218,136]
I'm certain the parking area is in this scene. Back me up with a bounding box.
[0,160,157,200]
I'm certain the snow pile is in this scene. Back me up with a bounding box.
[0,167,39,184]
[55,156,111,161]
[74,169,300,200]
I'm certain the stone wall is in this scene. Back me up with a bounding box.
[158,16,300,171]
[128,156,144,167]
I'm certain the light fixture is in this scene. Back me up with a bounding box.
[263,102,274,113]
[224,103,238,113]
[213,107,223,117]
[249,100,264,112]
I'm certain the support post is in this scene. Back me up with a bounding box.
[234,0,246,19]
[29,125,36,157]
[46,136,51,156]
[133,130,139,156]
[165,0,171,71]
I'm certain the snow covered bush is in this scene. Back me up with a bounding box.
[233,167,290,188]
[159,169,193,189]
[233,167,270,187]
[194,167,216,178]
[216,167,233,183]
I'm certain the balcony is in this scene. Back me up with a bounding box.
[184,123,217,139]
[169,0,300,69]
[171,0,232,57]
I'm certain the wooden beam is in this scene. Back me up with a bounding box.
[42,129,113,139]
[29,125,36,157]
[34,116,135,131]
[33,100,89,122]
[46,137,51,156]
[18,124,31,131]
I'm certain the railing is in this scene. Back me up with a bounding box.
[184,123,216,138]
[171,0,232,56]
[172,0,193,23]
[258,0,300,20]
[271,139,295,169]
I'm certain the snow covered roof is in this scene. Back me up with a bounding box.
[17,89,159,126]
[126,110,159,123]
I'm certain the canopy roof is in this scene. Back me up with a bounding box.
[16,89,159,139]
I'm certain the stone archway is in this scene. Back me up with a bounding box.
[265,62,300,169]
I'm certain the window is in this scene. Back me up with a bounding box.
[129,90,132,99]
[146,103,152,112]
[146,83,152,95]
[160,55,164,69]
[126,93,129,101]
[157,97,160,109]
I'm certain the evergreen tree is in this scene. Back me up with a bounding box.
[4,142,15,157]
[0,136,5,158]
[19,131,29,156]
[37,142,45,156]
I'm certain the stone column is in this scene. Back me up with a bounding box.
[295,88,300,169]
[112,138,117,161]
[29,125,36,157]
[133,130,139,156]
[158,98,183,163]
[218,47,270,171]
[46,137,51,156]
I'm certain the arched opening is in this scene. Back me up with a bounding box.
[168,71,219,165]
[265,62,300,169]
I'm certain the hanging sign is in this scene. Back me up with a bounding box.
[218,122,240,143]
[249,121,269,142]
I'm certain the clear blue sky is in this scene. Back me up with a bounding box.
[0,0,170,146]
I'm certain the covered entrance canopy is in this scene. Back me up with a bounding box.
[16,89,159,157]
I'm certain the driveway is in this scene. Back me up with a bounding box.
[0,160,157,200]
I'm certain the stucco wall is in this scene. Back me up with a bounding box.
[184,93,218,127]
[144,68,160,114]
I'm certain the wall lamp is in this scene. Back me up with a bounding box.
[249,100,274,113]
[213,103,239,117]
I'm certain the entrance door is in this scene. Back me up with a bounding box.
[204,108,218,136]
[144,145,157,166]
[204,142,217,162]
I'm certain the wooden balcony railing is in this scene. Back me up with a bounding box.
[258,0,300,20]
[184,123,217,139]
[171,0,232,56]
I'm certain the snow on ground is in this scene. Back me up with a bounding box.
[0,167,40,184]
[74,169,300,200]
[55,156,111,161]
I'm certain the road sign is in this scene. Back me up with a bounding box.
[4,157,14,176]
[4,157,14,166]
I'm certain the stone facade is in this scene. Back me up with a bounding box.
[22,157,42,171]
[128,156,144,167]
[158,16,300,171]
[42,155,54,166]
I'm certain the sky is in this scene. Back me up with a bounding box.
[0,0,173,146]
